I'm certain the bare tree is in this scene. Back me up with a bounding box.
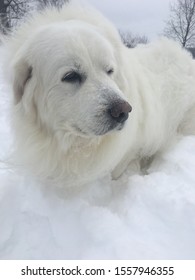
[0,0,70,33]
[37,0,69,10]
[119,30,148,48]
[0,0,31,33]
[0,0,12,33]
[164,0,195,47]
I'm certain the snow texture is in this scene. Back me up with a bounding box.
[0,49,195,260]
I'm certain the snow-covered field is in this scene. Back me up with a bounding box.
[0,50,195,260]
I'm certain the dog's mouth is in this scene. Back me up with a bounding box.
[94,121,126,136]
[71,124,88,137]
[72,119,127,137]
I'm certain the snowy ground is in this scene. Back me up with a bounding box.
[0,51,195,260]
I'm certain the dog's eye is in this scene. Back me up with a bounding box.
[61,71,82,83]
[107,68,114,75]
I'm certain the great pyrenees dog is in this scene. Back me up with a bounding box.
[3,3,195,188]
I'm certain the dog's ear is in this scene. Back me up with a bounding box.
[13,59,32,104]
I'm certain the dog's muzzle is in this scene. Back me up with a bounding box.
[76,99,132,137]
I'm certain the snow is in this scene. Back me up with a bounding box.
[0,51,195,260]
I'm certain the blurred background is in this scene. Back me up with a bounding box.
[0,0,195,55]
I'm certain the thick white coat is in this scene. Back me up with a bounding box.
[3,3,195,188]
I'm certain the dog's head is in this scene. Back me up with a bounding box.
[12,21,131,138]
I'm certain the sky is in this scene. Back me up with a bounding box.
[87,0,172,40]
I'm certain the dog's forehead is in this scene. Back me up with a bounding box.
[30,22,115,65]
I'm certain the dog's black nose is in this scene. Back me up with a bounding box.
[109,100,132,123]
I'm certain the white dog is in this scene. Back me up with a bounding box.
[3,3,195,188]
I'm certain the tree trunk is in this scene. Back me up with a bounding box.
[0,1,11,33]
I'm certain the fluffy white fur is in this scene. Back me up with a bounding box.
[3,3,195,188]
